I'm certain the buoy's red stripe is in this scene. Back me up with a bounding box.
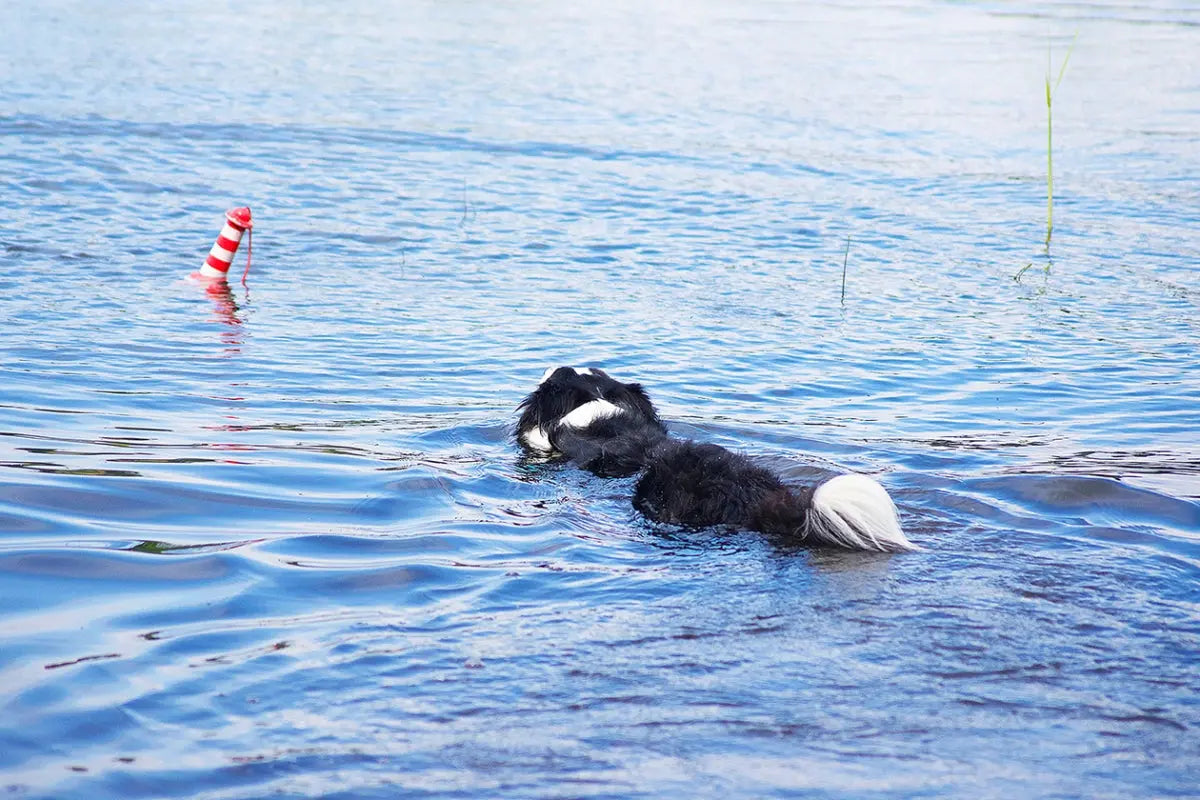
[216,234,241,252]
[205,254,232,272]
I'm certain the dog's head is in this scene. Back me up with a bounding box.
[516,366,662,452]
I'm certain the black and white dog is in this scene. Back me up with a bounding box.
[517,366,915,552]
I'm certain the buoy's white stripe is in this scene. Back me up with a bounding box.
[208,243,236,261]
[198,262,229,278]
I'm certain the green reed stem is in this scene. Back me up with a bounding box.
[1045,32,1077,248]
[841,236,850,304]
[1046,75,1053,246]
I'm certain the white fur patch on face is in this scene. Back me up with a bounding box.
[574,367,594,376]
[560,399,623,430]
[520,425,553,452]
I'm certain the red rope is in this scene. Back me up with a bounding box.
[241,226,252,285]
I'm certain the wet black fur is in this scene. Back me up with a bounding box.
[516,367,817,538]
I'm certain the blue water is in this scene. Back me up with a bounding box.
[2,1,1199,797]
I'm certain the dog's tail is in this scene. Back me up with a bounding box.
[802,474,915,552]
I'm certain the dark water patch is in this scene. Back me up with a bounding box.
[971,474,1200,533]
[0,549,241,588]
[0,114,704,168]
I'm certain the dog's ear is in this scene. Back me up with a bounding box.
[622,382,662,425]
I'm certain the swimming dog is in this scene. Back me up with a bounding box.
[517,366,914,552]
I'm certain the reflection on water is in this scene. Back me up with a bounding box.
[203,281,244,347]
[0,0,1198,797]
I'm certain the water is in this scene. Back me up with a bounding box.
[2,0,1199,796]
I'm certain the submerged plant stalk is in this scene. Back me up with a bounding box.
[1045,33,1078,247]
[841,235,850,304]
[1046,74,1053,245]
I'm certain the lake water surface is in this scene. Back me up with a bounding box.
[2,1,1198,797]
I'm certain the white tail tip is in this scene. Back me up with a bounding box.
[807,474,916,552]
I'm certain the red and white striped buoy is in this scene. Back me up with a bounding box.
[193,206,252,282]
